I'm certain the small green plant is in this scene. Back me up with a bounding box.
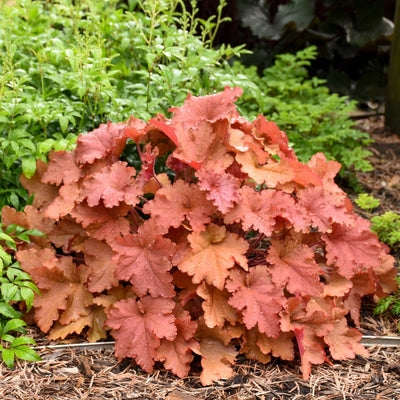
[374,278,400,332]
[355,193,400,326]
[0,221,43,368]
[355,193,400,248]
[371,212,400,249]
[355,193,381,214]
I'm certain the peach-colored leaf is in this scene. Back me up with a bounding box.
[75,122,127,165]
[79,161,141,208]
[111,223,176,298]
[178,224,248,290]
[155,307,198,378]
[196,168,241,213]
[266,235,323,296]
[322,221,382,278]
[225,265,286,337]
[42,150,83,186]
[106,296,176,373]
[224,186,310,235]
[143,180,216,232]
[83,238,119,292]
[197,283,237,328]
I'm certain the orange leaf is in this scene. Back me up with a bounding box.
[79,161,141,208]
[197,283,237,328]
[225,265,286,337]
[143,180,216,233]
[111,222,176,298]
[267,234,323,296]
[236,151,295,187]
[106,296,177,373]
[75,122,127,165]
[178,224,248,290]
[83,238,119,292]
[155,307,198,378]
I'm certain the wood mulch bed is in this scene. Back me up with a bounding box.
[1,115,399,400]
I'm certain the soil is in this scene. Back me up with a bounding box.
[0,115,399,400]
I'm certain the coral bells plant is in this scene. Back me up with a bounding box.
[3,87,397,384]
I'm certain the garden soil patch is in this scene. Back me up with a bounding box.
[1,115,399,400]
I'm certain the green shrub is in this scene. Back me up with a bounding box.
[355,193,400,329]
[0,0,251,209]
[0,0,373,210]
[0,220,42,368]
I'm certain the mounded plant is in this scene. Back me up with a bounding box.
[4,87,397,383]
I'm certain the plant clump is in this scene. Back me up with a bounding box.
[5,87,397,384]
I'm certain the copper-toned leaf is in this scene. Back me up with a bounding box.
[71,202,130,244]
[79,161,141,208]
[226,265,286,337]
[252,115,296,159]
[322,220,382,278]
[155,307,198,378]
[178,224,248,290]
[143,180,216,233]
[111,221,176,298]
[266,235,323,296]
[297,186,352,232]
[170,86,242,128]
[196,168,241,213]
[197,283,237,328]
[45,183,80,221]
[106,296,177,372]
[83,238,119,292]
[224,186,309,235]
[20,159,59,209]
[236,151,295,187]
[75,122,127,165]
[25,254,93,333]
[42,150,82,186]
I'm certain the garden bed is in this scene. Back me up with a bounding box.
[0,115,399,400]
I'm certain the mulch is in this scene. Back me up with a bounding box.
[1,115,400,400]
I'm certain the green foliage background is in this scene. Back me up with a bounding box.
[0,0,374,210]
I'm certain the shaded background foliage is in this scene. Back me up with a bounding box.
[192,0,396,102]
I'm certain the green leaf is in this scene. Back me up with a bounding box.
[20,287,35,311]
[0,302,21,319]
[16,233,31,243]
[13,346,41,362]
[3,319,27,335]
[1,334,17,343]
[5,225,18,235]
[2,348,15,368]
[11,336,37,347]
[0,248,12,265]
[21,156,37,178]
[1,283,19,303]
[8,192,20,209]
[23,229,47,238]
[0,232,14,242]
